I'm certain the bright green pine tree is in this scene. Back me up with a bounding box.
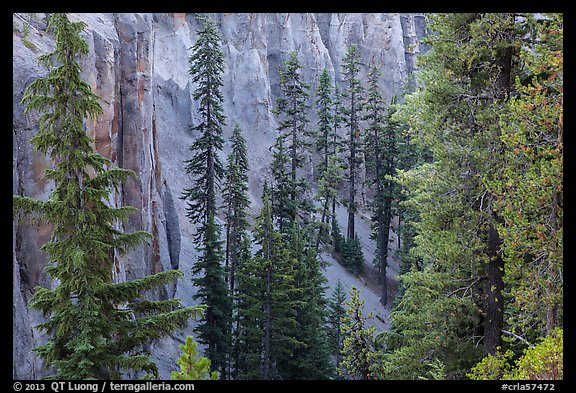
[180,15,231,379]
[272,50,314,233]
[171,336,219,380]
[341,44,364,241]
[327,279,347,373]
[341,236,365,276]
[223,122,250,298]
[338,286,377,380]
[13,13,202,380]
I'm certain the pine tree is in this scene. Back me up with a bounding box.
[339,286,376,380]
[171,336,219,380]
[180,16,231,378]
[341,44,364,241]
[14,13,201,380]
[223,122,250,298]
[271,50,314,233]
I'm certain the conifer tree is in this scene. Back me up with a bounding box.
[285,224,333,379]
[233,234,264,379]
[171,336,219,380]
[362,64,395,305]
[180,15,231,378]
[314,69,345,253]
[339,286,376,380]
[223,122,250,298]
[13,13,201,379]
[341,44,364,240]
[271,50,314,233]
[327,279,347,371]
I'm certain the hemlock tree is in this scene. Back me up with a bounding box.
[13,13,201,379]
[181,16,231,379]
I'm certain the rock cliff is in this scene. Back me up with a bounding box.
[12,12,427,379]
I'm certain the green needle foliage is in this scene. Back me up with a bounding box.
[181,15,232,378]
[171,336,219,380]
[14,13,201,380]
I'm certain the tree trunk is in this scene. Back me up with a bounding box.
[484,221,504,354]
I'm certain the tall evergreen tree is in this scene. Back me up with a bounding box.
[271,50,314,233]
[392,13,540,375]
[327,279,347,372]
[314,69,345,253]
[254,187,303,379]
[223,122,250,298]
[362,65,397,305]
[13,13,201,379]
[285,224,333,379]
[338,286,376,380]
[180,16,231,378]
[341,44,364,240]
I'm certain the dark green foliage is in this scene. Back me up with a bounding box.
[340,236,364,276]
[327,279,347,370]
[271,50,314,233]
[223,122,250,297]
[14,13,201,380]
[362,65,397,305]
[313,69,345,253]
[180,16,231,378]
[285,224,333,379]
[373,268,483,380]
[341,45,364,240]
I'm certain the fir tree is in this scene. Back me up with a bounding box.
[362,64,395,305]
[223,122,250,298]
[341,44,364,240]
[285,224,333,379]
[14,13,201,380]
[314,69,345,253]
[327,279,347,371]
[271,50,314,233]
[180,16,231,378]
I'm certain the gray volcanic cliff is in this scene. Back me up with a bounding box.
[12,12,427,379]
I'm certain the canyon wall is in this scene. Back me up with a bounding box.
[12,12,427,379]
